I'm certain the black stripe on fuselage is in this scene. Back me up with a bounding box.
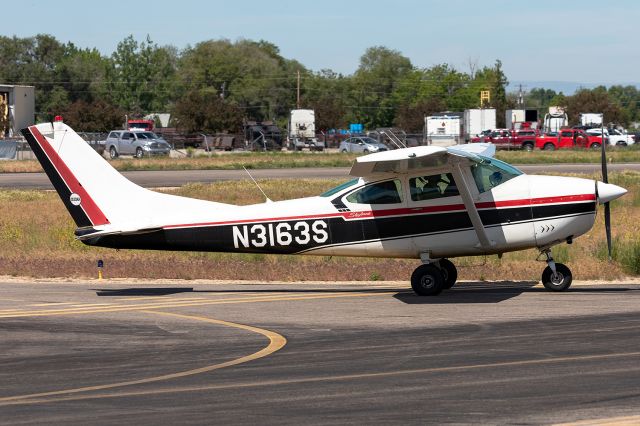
[21,128,93,227]
[84,202,596,254]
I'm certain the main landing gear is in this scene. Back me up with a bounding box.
[540,249,573,292]
[410,250,573,296]
[410,258,458,296]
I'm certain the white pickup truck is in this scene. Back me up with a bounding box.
[586,128,635,146]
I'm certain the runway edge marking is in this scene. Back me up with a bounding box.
[0,310,286,406]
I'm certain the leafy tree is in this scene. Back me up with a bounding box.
[40,86,70,121]
[56,44,111,104]
[172,90,243,133]
[0,34,67,120]
[607,85,639,123]
[474,60,509,127]
[60,100,125,132]
[351,46,413,128]
[565,88,624,126]
[109,35,177,114]
[178,39,299,122]
[394,97,446,133]
[549,92,567,107]
[301,69,350,130]
[526,88,558,109]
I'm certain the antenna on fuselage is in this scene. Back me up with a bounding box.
[243,166,272,203]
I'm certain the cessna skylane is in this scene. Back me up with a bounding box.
[22,120,627,296]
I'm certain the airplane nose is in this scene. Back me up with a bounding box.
[596,181,627,204]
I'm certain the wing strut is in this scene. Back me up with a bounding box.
[451,161,493,249]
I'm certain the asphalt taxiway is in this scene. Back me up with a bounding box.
[2,163,639,189]
[1,279,640,425]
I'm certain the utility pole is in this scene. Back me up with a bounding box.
[296,70,301,109]
[518,84,524,108]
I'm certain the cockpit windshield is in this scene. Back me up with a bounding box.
[471,156,523,193]
[320,179,359,197]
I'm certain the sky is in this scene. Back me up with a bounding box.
[6,0,640,88]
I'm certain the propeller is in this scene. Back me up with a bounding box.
[600,137,612,261]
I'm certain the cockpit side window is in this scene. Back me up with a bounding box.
[409,173,459,201]
[345,179,403,204]
[471,158,522,193]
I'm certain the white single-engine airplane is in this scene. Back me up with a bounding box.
[22,120,627,295]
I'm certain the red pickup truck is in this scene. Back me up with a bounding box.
[535,128,606,150]
[471,129,538,151]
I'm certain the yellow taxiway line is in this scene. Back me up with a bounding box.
[0,290,400,319]
[0,310,286,406]
[3,348,639,407]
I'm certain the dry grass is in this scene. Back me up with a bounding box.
[0,152,357,173]
[0,175,638,281]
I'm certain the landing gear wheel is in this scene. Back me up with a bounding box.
[109,146,118,159]
[541,263,572,292]
[438,259,458,289]
[411,264,444,296]
[135,147,144,158]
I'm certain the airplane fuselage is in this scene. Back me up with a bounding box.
[82,174,597,260]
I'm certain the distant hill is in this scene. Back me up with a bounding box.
[507,81,640,95]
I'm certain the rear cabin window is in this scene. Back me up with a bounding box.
[346,179,403,204]
[409,173,459,201]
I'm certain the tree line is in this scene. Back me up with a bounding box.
[1,34,638,134]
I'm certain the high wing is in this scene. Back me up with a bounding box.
[349,143,498,249]
[349,143,496,177]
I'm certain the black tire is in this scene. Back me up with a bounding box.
[363,149,369,153]
[411,264,444,296]
[341,149,348,153]
[109,146,118,159]
[590,142,601,150]
[135,147,144,158]
[543,143,555,151]
[522,142,534,152]
[438,259,458,289]
[541,263,572,292]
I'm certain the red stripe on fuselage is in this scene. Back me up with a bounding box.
[162,194,596,230]
[29,126,110,226]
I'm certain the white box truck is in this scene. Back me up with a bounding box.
[580,113,603,127]
[505,109,525,130]
[463,109,496,142]
[543,106,568,133]
[288,109,324,151]
[425,114,463,147]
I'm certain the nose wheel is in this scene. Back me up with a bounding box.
[540,250,573,291]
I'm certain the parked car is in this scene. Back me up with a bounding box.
[339,137,388,153]
[535,128,605,150]
[470,128,537,150]
[105,130,171,159]
[585,128,635,146]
